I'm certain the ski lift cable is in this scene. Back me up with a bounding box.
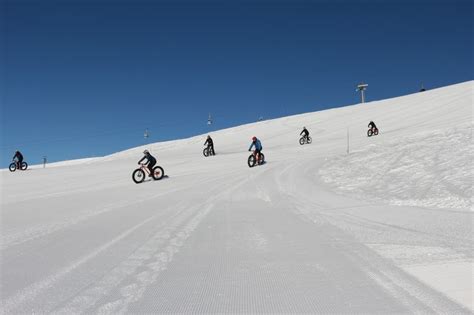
[0,115,218,151]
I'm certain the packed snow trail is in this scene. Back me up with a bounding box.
[1,81,472,313]
[121,159,467,314]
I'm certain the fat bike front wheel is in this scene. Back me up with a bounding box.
[132,169,146,184]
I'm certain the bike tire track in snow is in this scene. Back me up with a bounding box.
[1,170,247,314]
[123,168,413,313]
[54,175,249,314]
[1,197,153,251]
[94,202,215,315]
[1,170,238,251]
[1,208,165,315]
[52,203,207,314]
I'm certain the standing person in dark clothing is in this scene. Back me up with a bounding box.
[300,127,309,140]
[204,135,215,155]
[13,150,23,169]
[138,150,156,176]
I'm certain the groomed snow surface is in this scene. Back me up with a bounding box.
[1,81,473,314]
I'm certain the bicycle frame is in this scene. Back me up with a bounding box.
[139,163,152,175]
[204,146,214,155]
[251,150,262,161]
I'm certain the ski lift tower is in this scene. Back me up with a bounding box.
[419,82,426,92]
[356,83,368,103]
[207,113,212,126]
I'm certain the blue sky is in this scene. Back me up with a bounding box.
[1,0,472,164]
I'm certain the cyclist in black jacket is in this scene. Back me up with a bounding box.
[204,135,215,155]
[13,150,24,169]
[138,150,156,176]
[368,121,377,130]
[300,127,309,140]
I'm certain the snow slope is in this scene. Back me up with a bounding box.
[1,81,473,314]
[320,124,473,209]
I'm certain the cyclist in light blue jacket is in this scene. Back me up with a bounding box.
[248,136,263,158]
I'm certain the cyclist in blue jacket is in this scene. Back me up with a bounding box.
[248,136,263,160]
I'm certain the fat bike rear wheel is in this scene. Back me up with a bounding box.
[152,166,164,180]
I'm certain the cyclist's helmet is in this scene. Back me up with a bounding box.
[252,136,257,141]
[143,149,149,154]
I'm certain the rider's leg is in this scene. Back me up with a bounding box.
[148,161,156,176]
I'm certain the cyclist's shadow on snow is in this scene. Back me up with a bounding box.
[143,175,169,183]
